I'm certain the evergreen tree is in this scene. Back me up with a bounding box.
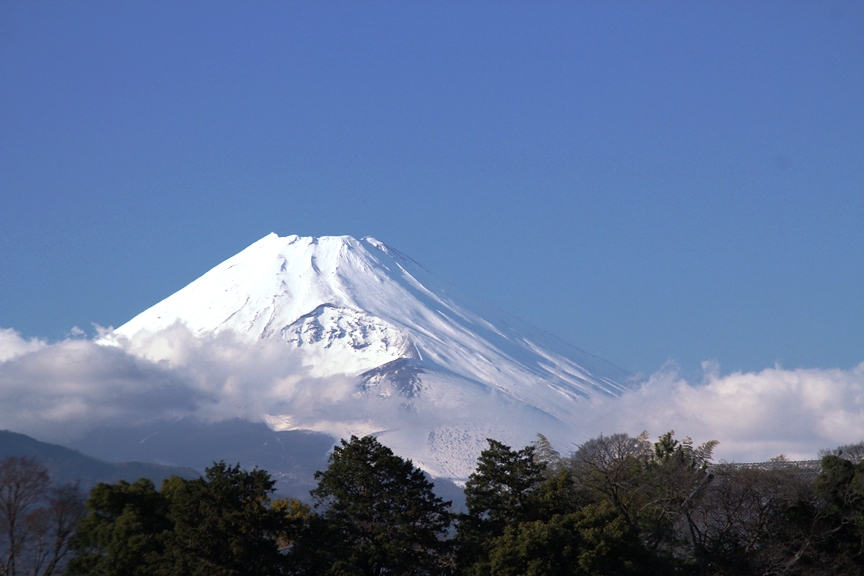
[293,435,452,576]
[67,478,170,576]
[270,497,311,549]
[464,440,546,531]
[456,439,547,574]
[70,463,288,576]
[160,462,286,576]
[485,501,650,576]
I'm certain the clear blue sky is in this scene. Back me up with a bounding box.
[1,1,862,379]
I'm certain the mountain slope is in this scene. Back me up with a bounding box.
[105,234,630,479]
[0,430,198,489]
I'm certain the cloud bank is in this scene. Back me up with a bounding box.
[0,325,378,445]
[0,328,207,439]
[1,326,863,463]
[582,360,864,462]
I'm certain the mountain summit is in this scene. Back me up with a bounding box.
[108,234,630,478]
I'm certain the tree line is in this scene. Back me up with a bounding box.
[3,431,864,575]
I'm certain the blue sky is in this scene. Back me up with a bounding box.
[1,1,862,379]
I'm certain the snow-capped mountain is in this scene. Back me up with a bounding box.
[106,234,630,479]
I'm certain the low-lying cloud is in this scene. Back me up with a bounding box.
[0,326,371,444]
[1,326,863,463]
[0,329,206,438]
[583,360,864,462]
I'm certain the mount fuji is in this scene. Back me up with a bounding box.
[101,234,631,480]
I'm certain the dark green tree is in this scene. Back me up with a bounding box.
[67,478,170,576]
[160,462,287,576]
[485,501,651,576]
[464,440,546,531]
[456,439,547,574]
[292,435,452,576]
[70,463,289,576]
[810,455,864,572]
[270,497,311,549]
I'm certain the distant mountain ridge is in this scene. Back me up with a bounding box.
[0,430,198,489]
[102,234,632,479]
[68,419,333,497]
[66,418,466,505]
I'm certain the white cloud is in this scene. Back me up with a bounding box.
[0,328,45,362]
[2,325,864,464]
[0,332,208,440]
[0,325,359,443]
[583,361,864,462]
[111,323,362,425]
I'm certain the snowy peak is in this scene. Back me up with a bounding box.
[113,234,627,394]
[114,234,426,376]
[108,233,630,478]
